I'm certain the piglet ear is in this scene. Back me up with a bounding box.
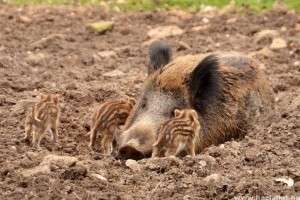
[188,55,222,115]
[53,94,59,105]
[152,141,159,147]
[191,110,199,120]
[148,41,172,75]
[129,98,136,106]
[153,126,164,147]
[174,109,181,118]
[40,93,48,100]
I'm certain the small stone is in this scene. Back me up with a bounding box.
[259,64,266,70]
[30,34,64,49]
[125,159,140,172]
[191,25,210,32]
[230,141,241,149]
[254,30,279,43]
[203,173,221,183]
[63,185,72,193]
[293,61,299,66]
[76,160,93,170]
[50,82,57,88]
[166,156,183,166]
[226,18,237,24]
[199,160,207,167]
[86,21,114,34]
[10,146,17,151]
[167,167,180,175]
[27,52,46,66]
[183,195,191,200]
[281,26,287,32]
[103,69,125,78]
[21,165,51,177]
[270,38,287,49]
[66,83,77,90]
[219,144,225,148]
[40,155,78,168]
[91,173,108,182]
[147,26,184,39]
[26,151,38,160]
[260,47,273,56]
[202,18,210,23]
[97,51,117,58]
[18,15,31,23]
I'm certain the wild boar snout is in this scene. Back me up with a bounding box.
[118,125,156,160]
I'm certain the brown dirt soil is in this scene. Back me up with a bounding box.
[0,5,299,199]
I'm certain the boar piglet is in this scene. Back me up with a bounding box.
[87,98,136,155]
[152,109,200,157]
[24,93,60,148]
[117,42,275,160]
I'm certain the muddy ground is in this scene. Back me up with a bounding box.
[0,4,299,199]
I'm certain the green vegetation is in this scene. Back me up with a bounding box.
[2,0,300,12]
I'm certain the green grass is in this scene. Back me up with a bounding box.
[2,0,300,12]
[114,0,300,12]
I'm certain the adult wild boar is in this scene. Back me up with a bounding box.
[117,42,275,160]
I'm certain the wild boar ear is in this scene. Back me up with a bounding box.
[174,109,181,117]
[188,55,221,114]
[148,41,172,75]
